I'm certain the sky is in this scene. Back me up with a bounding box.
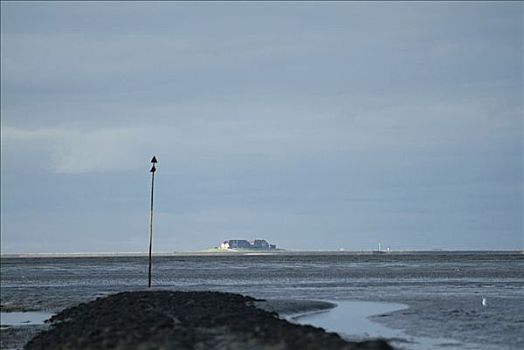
[1,1,522,253]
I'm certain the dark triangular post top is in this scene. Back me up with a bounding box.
[150,164,156,173]
[151,156,158,163]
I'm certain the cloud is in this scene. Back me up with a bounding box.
[1,89,521,175]
[2,125,154,173]
[0,29,310,96]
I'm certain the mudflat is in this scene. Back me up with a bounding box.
[25,291,393,350]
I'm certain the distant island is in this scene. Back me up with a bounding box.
[215,239,280,251]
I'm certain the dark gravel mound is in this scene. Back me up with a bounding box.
[25,291,393,350]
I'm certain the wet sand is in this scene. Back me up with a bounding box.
[23,291,394,350]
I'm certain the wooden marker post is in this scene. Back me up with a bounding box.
[148,156,157,288]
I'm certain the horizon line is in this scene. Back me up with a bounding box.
[1,249,523,258]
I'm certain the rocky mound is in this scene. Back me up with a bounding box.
[25,291,393,350]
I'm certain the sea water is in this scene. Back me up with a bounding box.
[1,252,523,349]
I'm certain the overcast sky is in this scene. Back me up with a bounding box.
[1,1,522,253]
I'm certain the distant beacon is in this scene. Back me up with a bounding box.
[219,239,277,250]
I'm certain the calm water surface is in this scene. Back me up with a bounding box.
[1,252,523,349]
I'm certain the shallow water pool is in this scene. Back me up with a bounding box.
[293,301,489,350]
[0,312,53,326]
